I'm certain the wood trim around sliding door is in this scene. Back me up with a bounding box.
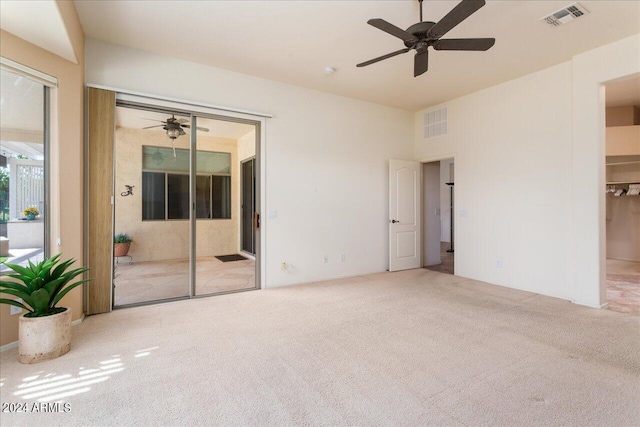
[86,87,115,315]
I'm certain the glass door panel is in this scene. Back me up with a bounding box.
[113,106,191,306]
[0,68,47,272]
[194,116,256,295]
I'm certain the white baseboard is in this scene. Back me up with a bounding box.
[72,314,85,326]
[572,300,609,309]
[0,341,18,352]
[607,257,640,263]
[0,314,85,352]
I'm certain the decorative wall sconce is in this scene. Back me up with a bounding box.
[121,185,134,197]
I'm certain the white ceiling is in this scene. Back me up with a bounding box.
[0,0,78,63]
[0,68,45,133]
[115,106,255,140]
[75,1,640,111]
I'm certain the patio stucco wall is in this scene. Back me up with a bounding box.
[114,127,240,263]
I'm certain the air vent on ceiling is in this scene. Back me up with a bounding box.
[423,107,447,140]
[541,2,589,27]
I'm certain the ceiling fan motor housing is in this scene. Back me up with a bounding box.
[404,21,437,47]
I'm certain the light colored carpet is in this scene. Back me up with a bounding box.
[1,269,639,426]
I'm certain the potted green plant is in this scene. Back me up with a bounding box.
[114,233,132,257]
[22,206,39,220]
[0,254,90,364]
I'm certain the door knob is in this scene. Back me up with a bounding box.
[391,219,399,223]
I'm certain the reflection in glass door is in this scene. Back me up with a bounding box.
[194,116,257,296]
[241,158,256,255]
[113,106,191,306]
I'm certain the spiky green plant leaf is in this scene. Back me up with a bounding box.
[0,298,27,311]
[0,288,35,310]
[0,254,91,317]
[30,288,50,315]
[52,278,91,307]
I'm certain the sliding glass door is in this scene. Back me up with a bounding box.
[113,106,192,306]
[194,116,257,296]
[111,105,259,307]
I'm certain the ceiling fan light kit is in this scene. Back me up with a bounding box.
[141,114,211,158]
[357,0,495,77]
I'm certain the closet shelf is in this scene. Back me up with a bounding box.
[606,160,640,166]
[606,181,640,185]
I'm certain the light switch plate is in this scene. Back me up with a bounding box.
[267,210,277,219]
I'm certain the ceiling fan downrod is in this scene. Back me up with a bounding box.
[419,0,423,23]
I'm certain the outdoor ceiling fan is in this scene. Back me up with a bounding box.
[357,0,495,77]
[142,114,210,158]
[142,115,210,139]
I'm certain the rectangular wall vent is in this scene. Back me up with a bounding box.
[541,2,589,27]
[423,107,447,140]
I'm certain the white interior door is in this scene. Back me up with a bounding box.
[389,159,421,271]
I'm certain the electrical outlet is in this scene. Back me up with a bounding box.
[496,259,503,269]
[340,254,346,262]
[323,255,328,264]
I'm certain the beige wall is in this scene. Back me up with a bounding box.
[606,126,640,156]
[0,4,85,347]
[606,106,640,127]
[114,127,240,262]
[415,62,574,301]
[238,130,256,162]
[86,39,415,287]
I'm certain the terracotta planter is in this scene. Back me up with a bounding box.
[19,308,71,364]
[114,242,131,257]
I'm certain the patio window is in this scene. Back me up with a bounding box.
[0,61,53,271]
[141,146,231,220]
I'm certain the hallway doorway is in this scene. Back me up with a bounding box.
[423,158,455,275]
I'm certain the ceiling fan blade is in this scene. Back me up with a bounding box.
[433,38,495,51]
[181,125,211,132]
[142,125,165,129]
[414,50,429,77]
[176,118,189,124]
[357,48,411,67]
[142,118,167,123]
[367,19,418,44]
[428,0,486,39]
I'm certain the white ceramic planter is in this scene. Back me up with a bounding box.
[19,308,71,364]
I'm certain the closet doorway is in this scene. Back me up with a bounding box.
[86,88,265,313]
[423,158,455,275]
[603,75,640,315]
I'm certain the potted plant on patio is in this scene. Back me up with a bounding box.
[0,254,90,363]
[114,233,132,257]
[22,206,39,220]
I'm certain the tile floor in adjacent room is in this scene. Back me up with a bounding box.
[114,256,255,306]
[606,258,640,315]
[424,242,454,275]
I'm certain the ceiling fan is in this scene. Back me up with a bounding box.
[142,114,210,158]
[142,115,210,139]
[357,0,495,77]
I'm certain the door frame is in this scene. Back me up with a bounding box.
[85,85,268,312]
[419,155,456,275]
